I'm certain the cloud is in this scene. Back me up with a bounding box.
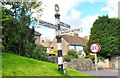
[63,9,83,28]
[77,14,99,38]
[101,0,120,18]
[34,0,119,41]
[34,0,84,41]
[63,8,99,37]
[82,14,99,29]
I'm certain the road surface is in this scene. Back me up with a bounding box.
[80,69,119,76]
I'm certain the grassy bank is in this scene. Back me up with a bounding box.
[2,53,95,77]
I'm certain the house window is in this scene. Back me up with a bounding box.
[51,47,54,50]
[69,45,74,50]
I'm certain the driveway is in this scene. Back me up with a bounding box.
[80,69,119,76]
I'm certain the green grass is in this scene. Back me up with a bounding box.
[2,53,95,77]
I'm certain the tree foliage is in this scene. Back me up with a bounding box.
[1,1,43,56]
[85,16,120,59]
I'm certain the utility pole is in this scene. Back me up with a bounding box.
[55,4,63,71]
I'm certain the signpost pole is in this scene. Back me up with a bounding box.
[55,4,63,71]
[90,43,100,77]
[95,53,98,76]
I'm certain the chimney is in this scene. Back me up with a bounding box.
[41,38,44,43]
[74,32,78,37]
[84,36,88,40]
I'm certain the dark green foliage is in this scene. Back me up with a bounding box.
[67,49,78,58]
[48,55,57,63]
[64,56,73,62]
[1,2,55,63]
[25,44,54,63]
[2,2,43,56]
[64,50,78,62]
[85,16,120,59]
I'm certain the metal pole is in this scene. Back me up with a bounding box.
[95,53,98,76]
[55,4,63,71]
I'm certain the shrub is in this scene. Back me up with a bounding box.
[67,49,78,58]
[48,55,56,63]
[25,44,54,63]
[64,56,73,62]
[85,55,95,63]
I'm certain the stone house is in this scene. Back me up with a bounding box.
[34,31,42,44]
[49,34,88,56]
[98,55,120,69]
[41,41,52,52]
[109,55,120,69]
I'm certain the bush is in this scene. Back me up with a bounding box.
[48,55,57,63]
[64,50,79,62]
[64,56,73,62]
[25,44,54,63]
[67,49,78,58]
[85,55,95,63]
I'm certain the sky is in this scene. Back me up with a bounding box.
[33,0,120,41]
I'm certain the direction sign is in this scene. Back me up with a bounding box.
[38,20,70,30]
[61,28,82,35]
[90,43,100,53]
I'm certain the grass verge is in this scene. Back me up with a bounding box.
[2,53,95,77]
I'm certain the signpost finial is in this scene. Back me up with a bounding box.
[55,4,59,12]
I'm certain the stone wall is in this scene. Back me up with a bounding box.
[67,59,95,71]
[109,56,119,69]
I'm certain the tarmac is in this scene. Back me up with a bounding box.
[80,68,119,77]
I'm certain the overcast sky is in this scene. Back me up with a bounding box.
[33,0,120,41]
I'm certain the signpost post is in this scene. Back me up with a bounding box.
[55,4,63,71]
[90,43,101,76]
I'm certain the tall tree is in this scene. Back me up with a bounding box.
[1,1,43,56]
[85,16,120,59]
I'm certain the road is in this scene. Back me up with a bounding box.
[80,69,119,77]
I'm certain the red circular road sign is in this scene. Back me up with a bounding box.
[90,43,101,53]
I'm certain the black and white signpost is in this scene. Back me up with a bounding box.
[90,43,101,76]
[55,4,63,71]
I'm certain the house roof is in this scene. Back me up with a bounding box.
[62,35,88,46]
[35,31,42,36]
[42,41,52,48]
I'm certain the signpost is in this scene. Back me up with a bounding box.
[38,20,70,30]
[90,43,101,76]
[55,4,63,71]
[61,28,82,35]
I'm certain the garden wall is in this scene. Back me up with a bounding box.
[67,59,95,71]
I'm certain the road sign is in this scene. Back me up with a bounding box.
[90,43,101,76]
[38,20,70,30]
[90,43,100,53]
[61,28,82,35]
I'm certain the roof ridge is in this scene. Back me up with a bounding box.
[62,35,88,46]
